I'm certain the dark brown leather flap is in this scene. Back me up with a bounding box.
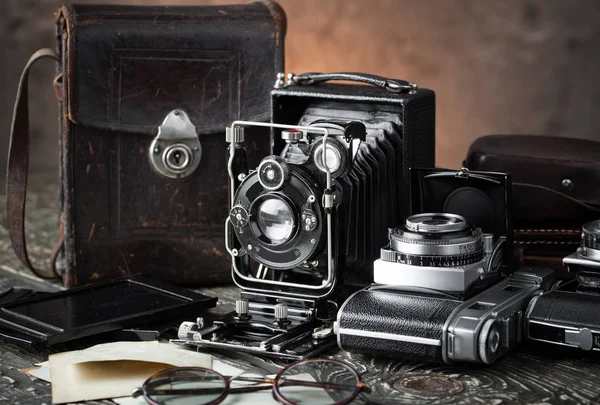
[56,2,285,135]
[466,135,600,207]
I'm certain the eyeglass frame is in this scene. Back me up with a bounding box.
[133,357,366,405]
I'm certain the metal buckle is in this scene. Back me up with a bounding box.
[149,110,202,179]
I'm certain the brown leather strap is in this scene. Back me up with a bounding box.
[6,48,61,279]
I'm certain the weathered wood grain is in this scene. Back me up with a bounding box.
[2,175,600,404]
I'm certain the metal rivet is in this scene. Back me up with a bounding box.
[310,239,316,244]
[562,178,574,191]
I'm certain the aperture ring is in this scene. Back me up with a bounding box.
[390,229,483,256]
[397,250,485,267]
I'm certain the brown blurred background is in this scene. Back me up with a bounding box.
[2,0,600,176]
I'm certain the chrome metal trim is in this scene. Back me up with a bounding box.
[526,319,600,334]
[226,121,335,298]
[373,259,483,292]
[578,247,600,262]
[405,213,467,233]
[337,327,442,346]
[441,293,474,364]
[563,251,600,270]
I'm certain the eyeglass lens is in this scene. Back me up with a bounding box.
[275,359,360,405]
[144,368,227,405]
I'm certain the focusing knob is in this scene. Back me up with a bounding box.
[177,321,198,340]
[274,303,291,326]
[380,247,397,262]
[274,303,288,321]
[281,129,303,143]
[230,205,250,228]
[258,155,289,190]
[478,319,501,364]
[235,299,250,317]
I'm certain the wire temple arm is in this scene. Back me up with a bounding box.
[145,376,362,396]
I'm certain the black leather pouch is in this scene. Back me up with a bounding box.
[7,2,285,286]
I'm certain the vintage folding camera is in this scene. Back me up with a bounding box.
[335,168,555,364]
[525,220,600,352]
[173,73,435,359]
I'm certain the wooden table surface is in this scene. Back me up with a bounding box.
[1,175,600,405]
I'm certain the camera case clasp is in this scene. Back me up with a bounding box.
[149,109,202,179]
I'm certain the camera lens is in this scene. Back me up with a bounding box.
[405,213,467,233]
[256,197,295,245]
[258,156,289,190]
[314,144,342,173]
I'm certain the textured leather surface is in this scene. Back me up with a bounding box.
[527,289,600,329]
[338,288,461,362]
[59,2,286,134]
[465,135,600,223]
[52,2,285,287]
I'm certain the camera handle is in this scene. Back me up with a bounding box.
[281,72,418,93]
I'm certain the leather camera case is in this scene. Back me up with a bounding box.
[465,135,600,276]
[7,2,285,287]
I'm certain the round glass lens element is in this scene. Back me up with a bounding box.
[275,360,360,405]
[257,198,295,245]
[144,368,227,405]
[405,213,467,233]
[315,145,342,174]
[258,156,289,190]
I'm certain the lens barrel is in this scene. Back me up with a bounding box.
[383,213,485,267]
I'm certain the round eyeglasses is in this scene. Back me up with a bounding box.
[132,358,366,405]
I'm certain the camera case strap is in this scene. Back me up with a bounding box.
[7,49,63,279]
